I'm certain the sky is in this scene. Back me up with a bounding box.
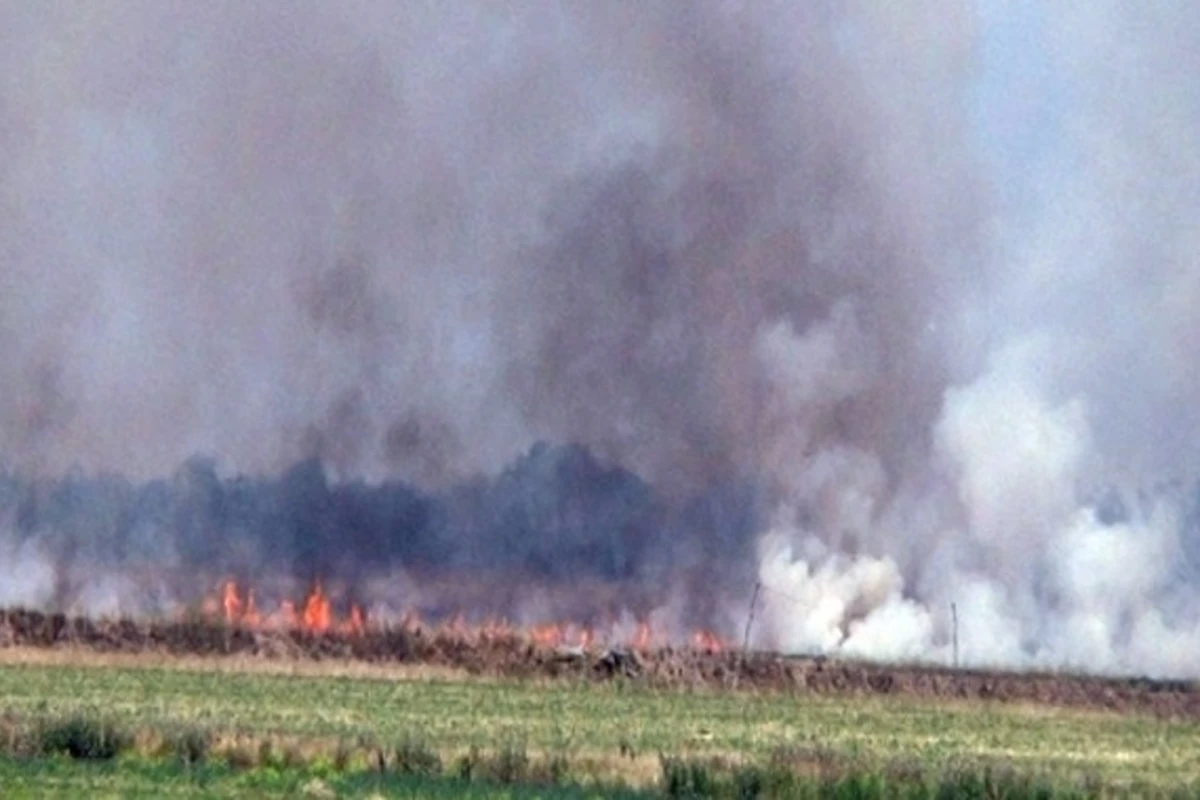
[971,0,1069,225]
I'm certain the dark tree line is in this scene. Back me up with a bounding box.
[0,442,761,602]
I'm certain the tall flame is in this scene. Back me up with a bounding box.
[634,621,651,650]
[221,580,241,622]
[212,580,364,636]
[302,581,332,633]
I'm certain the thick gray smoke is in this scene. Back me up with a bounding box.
[0,2,1198,675]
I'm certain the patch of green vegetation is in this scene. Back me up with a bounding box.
[0,754,650,799]
[0,658,1197,795]
[0,749,1196,799]
[657,754,1095,799]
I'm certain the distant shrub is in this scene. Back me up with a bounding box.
[282,743,307,769]
[222,742,257,770]
[257,739,277,768]
[332,739,353,772]
[486,743,531,785]
[38,716,130,760]
[169,726,211,765]
[455,745,482,781]
[393,735,442,777]
[826,772,888,798]
[933,766,1067,800]
[0,718,36,758]
[732,765,765,799]
[531,752,571,785]
[730,764,799,798]
[660,754,717,798]
[769,743,851,778]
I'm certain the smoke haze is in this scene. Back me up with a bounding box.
[1,1,1199,676]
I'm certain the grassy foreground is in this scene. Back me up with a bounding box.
[0,649,1197,797]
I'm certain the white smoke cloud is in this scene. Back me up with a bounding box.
[755,318,1200,677]
[746,3,1200,677]
[757,524,935,662]
[0,537,56,611]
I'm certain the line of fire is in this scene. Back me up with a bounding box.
[199,579,726,654]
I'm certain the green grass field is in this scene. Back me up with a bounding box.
[0,649,1197,797]
[0,756,646,799]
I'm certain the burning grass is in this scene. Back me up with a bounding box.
[201,578,726,654]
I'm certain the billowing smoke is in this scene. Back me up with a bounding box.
[750,1,1200,677]
[0,2,1198,676]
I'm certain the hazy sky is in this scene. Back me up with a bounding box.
[971,0,1069,220]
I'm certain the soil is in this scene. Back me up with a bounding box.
[1,606,1197,719]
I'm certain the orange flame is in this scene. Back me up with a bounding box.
[633,620,651,650]
[243,589,262,627]
[203,579,730,651]
[527,622,600,650]
[207,580,360,636]
[692,629,725,653]
[302,581,332,633]
[530,622,563,648]
[221,580,241,623]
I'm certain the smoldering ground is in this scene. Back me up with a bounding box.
[1,2,1200,676]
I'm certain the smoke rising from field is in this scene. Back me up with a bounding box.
[0,2,1199,675]
[750,1,1200,677]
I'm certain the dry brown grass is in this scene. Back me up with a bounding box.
[0,645,480,684]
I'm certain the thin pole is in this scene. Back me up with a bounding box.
[951,602,959,669]
[733,581,762,690]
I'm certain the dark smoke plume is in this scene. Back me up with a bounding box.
[0,443,757,629]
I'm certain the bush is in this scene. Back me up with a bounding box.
[169,727,212,765]
[0,718,36,758]
[732,764,797,798]
[733,766,764,799]
[281,743,307,769]
[332,739,353,772]
[932,766,1066,800]
[660,755,717,798]
[393,735,442,777]
[827,772,888,799]
[39,716,130,761]
[257,739,277,768]
[486,743,531,785]
[222,742,257,770]
[455,745,482,782]
[531,752,572,786]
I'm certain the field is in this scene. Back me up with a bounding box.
[1,643,1199,798]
